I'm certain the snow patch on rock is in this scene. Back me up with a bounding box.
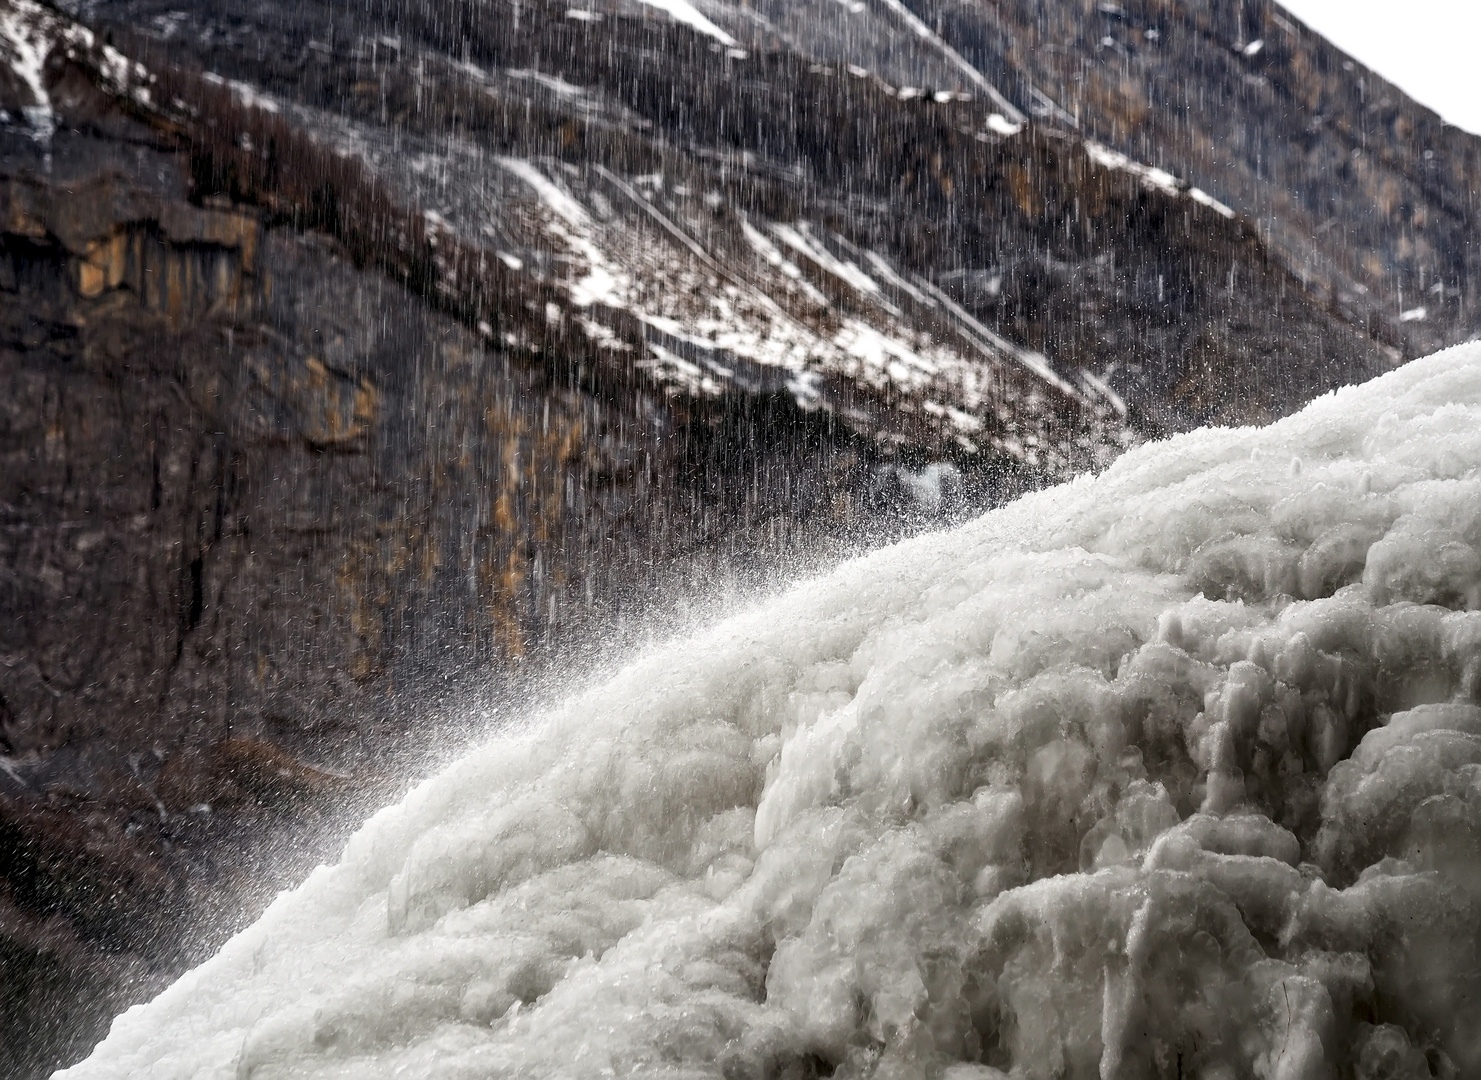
[635,0,736,46]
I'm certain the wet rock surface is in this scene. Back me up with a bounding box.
[0,0,1474,1073]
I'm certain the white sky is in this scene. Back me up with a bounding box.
[1277,0,1481,135]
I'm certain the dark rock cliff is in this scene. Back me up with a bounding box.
[0,0,1474,1073]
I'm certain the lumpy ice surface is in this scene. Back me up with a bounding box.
[61,344,1481,1079]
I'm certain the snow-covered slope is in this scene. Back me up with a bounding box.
[62,343,1481,1079]
[67,0,1397,477]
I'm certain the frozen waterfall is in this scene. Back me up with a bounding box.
[61,343,1481,1079]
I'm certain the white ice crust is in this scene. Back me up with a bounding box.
[61,343,1481,1079]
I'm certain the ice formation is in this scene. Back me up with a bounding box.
[61,344,1481,1079]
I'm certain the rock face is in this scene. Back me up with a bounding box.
[0,0,1474,1073]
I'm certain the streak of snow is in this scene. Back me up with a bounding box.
[946,405,982,433]
[639,312,735,358]
[1086,142,1242,223]
[1188,186,1236,218]
[1078,368,1128,416]
[862,251,935,307]
[507,68,585,98]
[634,0,737,46]
[594,164,725,276]
[1084,140,1181,196]
[202,71,282,114]
[909,273,1084,401]
[872,0,1025,122]
[741,220,830,307]
[639,341,726,395]
[771,223,883,297]
[986,113,1023,136]
[1400,306,1428,323]
[499,158,628,308]
[500,158,590,227]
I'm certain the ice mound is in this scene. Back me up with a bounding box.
[61,343,1481,1079]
